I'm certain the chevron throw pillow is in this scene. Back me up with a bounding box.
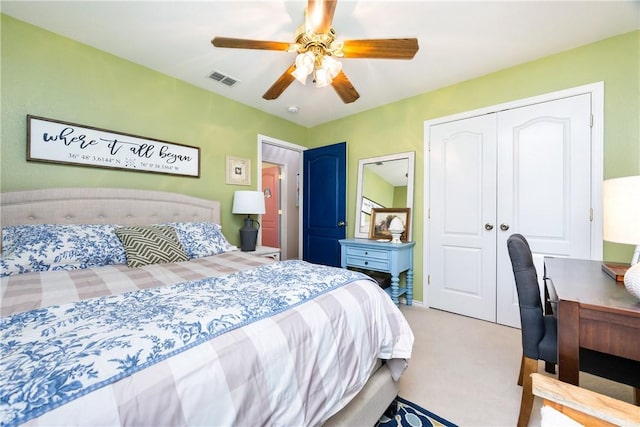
[115,225,189,268]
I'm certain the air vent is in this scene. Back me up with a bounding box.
[208,70,239,87]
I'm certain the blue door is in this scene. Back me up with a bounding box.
[303,142,346,266]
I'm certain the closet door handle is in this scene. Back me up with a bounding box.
[484,223,494,231]
[500,223,510,231]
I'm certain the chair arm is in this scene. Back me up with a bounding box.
[531,373,640,427]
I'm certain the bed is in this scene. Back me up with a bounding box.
[0,188,413,427]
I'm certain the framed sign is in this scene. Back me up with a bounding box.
[369,208,411,242]
[27,115,200,177]
[226,156,251,185]
[361,197,383,215]
[360,197,383,235]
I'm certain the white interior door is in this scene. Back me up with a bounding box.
[495,94,593,327]
[429,115,497,322]
[428,93,593,326]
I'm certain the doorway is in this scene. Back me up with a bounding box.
[258,135,306,260]
[424,83,604,327]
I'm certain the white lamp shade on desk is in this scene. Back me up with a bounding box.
[603,175,640,299]
[603,176,640,247]
[232,191,266,215]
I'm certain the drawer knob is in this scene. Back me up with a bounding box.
[365,251,368,255]
[365,261,369,265]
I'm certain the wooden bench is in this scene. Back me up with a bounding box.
[531,373,640,426]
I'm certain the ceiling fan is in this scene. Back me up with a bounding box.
[211,0,419,104]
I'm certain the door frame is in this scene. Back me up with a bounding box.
[258,134,307,259]
[423,82,604,308]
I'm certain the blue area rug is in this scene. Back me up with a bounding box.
[376,397,457,427]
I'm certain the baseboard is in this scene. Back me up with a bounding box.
[398,297,425,308]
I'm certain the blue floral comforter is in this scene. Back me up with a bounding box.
[0,260,370,427]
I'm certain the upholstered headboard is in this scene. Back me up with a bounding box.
[0,188,221,227]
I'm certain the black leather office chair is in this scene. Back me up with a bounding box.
[507,234,640,427]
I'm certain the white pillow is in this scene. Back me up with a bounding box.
[162,222,236,259]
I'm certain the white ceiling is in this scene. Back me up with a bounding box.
[2,1,639,128]
[365,158,408,187]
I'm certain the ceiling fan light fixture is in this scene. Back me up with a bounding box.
[292,66,309,85]
[329,40,344,57]
[322,55,342,79]
[314,55,342,88]
[296,51,315,70]
[212,0,419,103]
[293,51,315,84]
[314,67,331,88]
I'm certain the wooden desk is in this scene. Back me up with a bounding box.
[544,257,640,385]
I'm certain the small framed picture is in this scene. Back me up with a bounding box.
[226,156,251,186]
[369,208,411,242]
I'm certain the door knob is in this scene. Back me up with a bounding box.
[485,223,494,231]
[500,223,510,231]
[337,221,346,227]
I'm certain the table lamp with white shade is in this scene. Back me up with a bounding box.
[603,175,640,299]
[232,191,266,252]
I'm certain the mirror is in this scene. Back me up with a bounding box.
[354,151,415,240]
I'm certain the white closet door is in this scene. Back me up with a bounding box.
[495,94,593,327]
[428,94,593,326]
[429,115,497,322]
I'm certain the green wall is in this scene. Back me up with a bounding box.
[362,167,394,208]
[393,186,408,209]
[2,14,638,303]
[0,15,307,241]
[309,30,639,302]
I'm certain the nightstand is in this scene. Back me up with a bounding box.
[339,238,415,306]
[252,245,281,261]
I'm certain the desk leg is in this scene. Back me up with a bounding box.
[390,274,400,306]
[406,268,413,306]
[558,299,580,385]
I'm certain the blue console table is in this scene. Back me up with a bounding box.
[339,238,415,305]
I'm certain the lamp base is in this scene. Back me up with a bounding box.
[239,216,259,251]
[624,262,640,300]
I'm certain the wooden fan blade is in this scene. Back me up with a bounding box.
[342,38,419,59]
[212,37,290,51]
[307,0,337,34]
[331,71,360,104]
[263,64,297,100]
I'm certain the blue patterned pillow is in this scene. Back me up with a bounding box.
[1,224,127,277]
[163,222,236,259]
